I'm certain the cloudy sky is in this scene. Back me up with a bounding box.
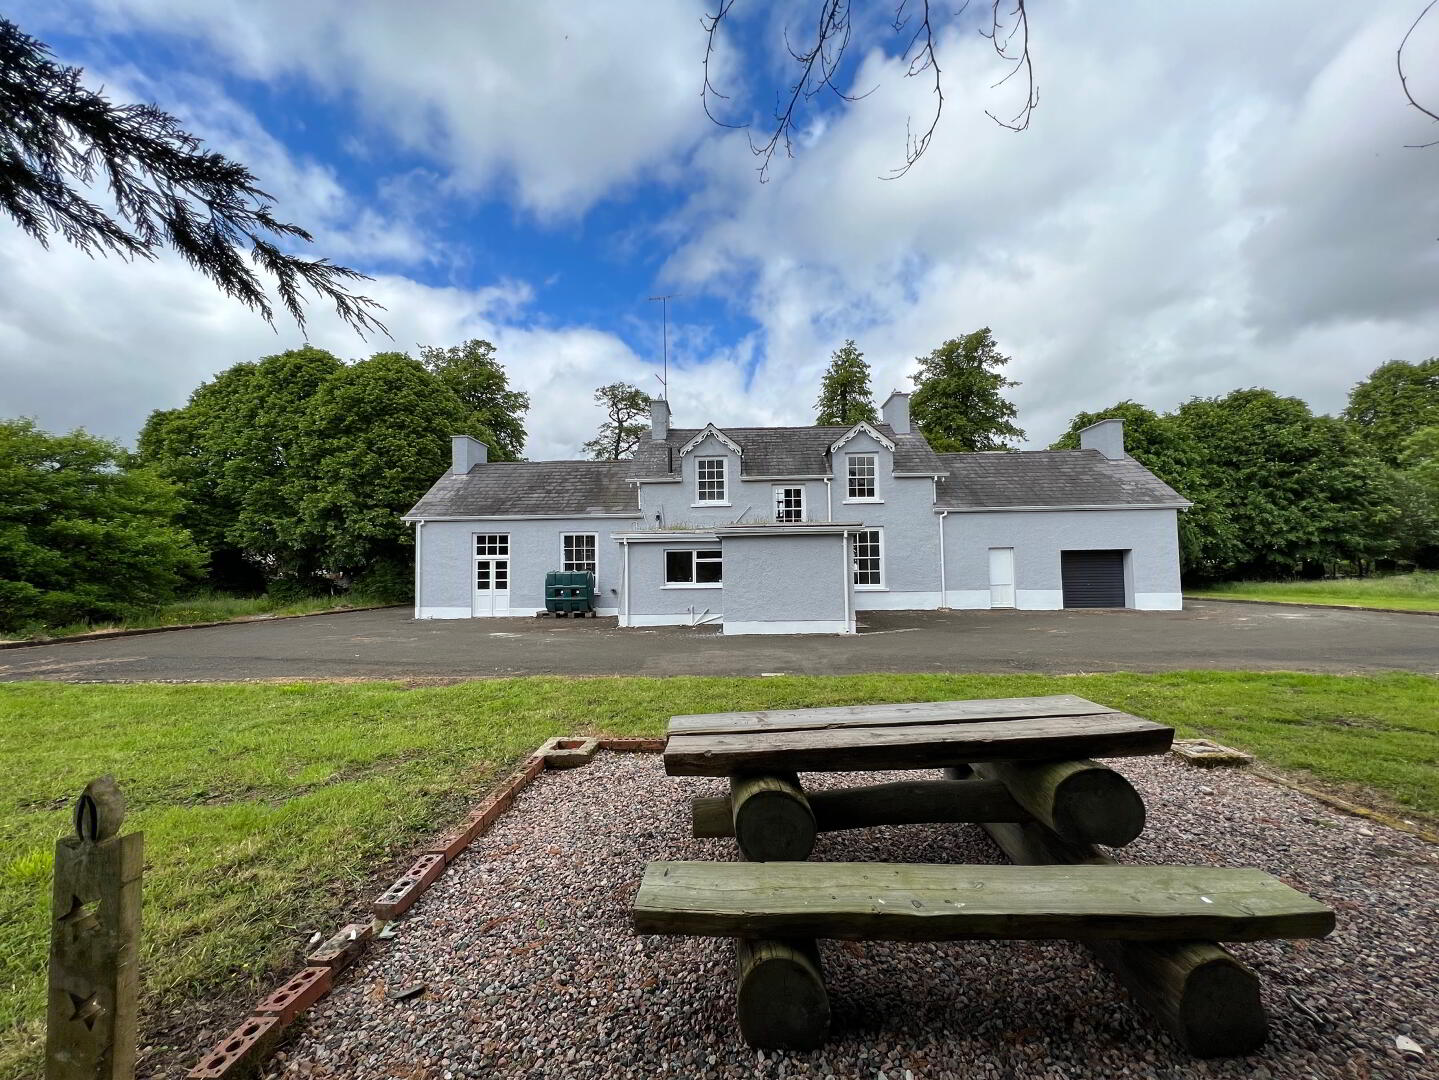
[4,1,1438,460]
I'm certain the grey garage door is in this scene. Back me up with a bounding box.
[1061,550,1127,608]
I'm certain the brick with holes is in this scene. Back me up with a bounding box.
[254,965,332,1026]
[187,1014,281,1078]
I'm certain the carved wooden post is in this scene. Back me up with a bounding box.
[45,777,142,1080]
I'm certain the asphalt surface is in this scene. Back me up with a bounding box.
[2,601,1436,682]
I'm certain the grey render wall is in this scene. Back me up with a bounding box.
[940,508,1182,609]
[621,539,724,626]
[721,533,850,633]
[415,517,636,617]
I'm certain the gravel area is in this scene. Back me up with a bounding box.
[260,754,1438,1080]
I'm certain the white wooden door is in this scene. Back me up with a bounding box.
[472,534,511,616]
[988,547,1015,608]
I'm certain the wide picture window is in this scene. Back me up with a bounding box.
[666,549,723,585]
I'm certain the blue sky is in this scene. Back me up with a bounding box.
[3,1,1438,460]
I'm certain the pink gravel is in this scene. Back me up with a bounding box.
[259,753,1439,1080]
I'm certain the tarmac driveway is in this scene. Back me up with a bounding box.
[2,600,1436,682]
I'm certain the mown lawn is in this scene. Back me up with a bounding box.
[2,672,1436,1077]
[3,589,395,643]
[1189,570,1439,612]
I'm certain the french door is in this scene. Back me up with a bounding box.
[472,533,511,616]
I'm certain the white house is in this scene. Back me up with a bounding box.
[403,393,1190,634]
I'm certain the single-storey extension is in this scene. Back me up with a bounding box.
[403,393,1190,634]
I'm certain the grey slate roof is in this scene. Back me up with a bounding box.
[934,450,1190,509]
[629,423,944,479]
[405,461,639,518]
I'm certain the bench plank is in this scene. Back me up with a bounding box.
[631,862,1335,943]
[663,713,1174,776]
[667,695,1110,737]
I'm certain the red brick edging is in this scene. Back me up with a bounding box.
[186,736,663,1078]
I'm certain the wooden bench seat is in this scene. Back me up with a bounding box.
[633,861,1335,943]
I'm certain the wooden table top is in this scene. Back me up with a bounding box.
[662,695,1174,777]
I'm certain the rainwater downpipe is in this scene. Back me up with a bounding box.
[824,477,833,521]
[937,511,950,610]
[413,519,424,619]
[841,528,854,634]
[621,538,631,626]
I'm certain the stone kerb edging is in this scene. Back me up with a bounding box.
[185,736,664,1079]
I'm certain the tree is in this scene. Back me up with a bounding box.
[909,328,1025,451]
[582,383,651,459]
[0,419,203,631]
[0,18,383,335]
[1342,358,1439,465]
[419,339,530,461]
[289,353,471,582]
[701,1,1036,180]
[814,340,878,426]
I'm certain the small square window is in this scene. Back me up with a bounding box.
[774,486,805,522]
[847,454,877,500]
[475,533,509,556]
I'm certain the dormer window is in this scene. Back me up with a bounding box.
[696,457,728,504]
[846,453,878,501]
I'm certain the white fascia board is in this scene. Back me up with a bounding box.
[739,474,828,481]
[714,523,860,537]
[401,512,642,522]
[678,423,744,457]
[931,503,1191,512]
[628,477,683,484]
[828,420,896,454]
[612,531,720,542]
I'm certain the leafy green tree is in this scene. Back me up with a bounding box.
[0,18,383,334]
[814,340,878,426]
[1343,358,1439,465]
[910,328,1025,451]
[290,352,471,579]
[419,339,530,461]
[582,383,651,459]
[0,419,203,631]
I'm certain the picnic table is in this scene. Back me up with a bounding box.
[633,695,1337,1058]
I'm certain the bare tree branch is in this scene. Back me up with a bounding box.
[1398,0,1439,148]
[979,0,1037,132]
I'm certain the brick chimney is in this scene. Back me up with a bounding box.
[451,435,488,474]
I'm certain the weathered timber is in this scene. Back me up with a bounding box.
[734,939,830,1050]
[974,759,1147,847]
[692,779,1029,839]
[631,861,1336,943]
[730,773,816,861]
[668,695,1110,736]
[663,712,1174,777]
[46,777,142,1080]
[982,820,1271,1056]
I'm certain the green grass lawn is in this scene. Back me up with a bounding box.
[1188,570,1439,612]
[2,672,1436,1077]
[4,589,395,643]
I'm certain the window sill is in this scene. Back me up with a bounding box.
[691,502,731,508]
[853,585,888,592]
[662,583,723,590]
[843,498,883,504]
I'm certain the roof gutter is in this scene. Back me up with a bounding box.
[933,502,1192,513]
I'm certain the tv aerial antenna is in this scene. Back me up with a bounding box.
[647,294,677,400]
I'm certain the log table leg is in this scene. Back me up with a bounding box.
[735,938,830,1051]
[982,819,1269,1057]
[730,773,817,862]
[975,759,1146,847]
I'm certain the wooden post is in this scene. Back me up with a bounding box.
[730,773,816,861]
[46,777,142,1080]
[974,759,1147,847]
[734,938,830,1050]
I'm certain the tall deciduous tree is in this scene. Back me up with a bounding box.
[910,328,1025,451]
[582,383,651,459]
[0,419,203,631]
[419,339,530,461]
[814,340,878,426]
[1343,358,1439,465]
[0,19,384,335]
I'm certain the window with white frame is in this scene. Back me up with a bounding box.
[846,453,877,500]
[851,529,884,587]
[665,548,723,585]
[475,533,509,557]
[774,485,805,522]
[561,533,597,574]
[695,457,728,503]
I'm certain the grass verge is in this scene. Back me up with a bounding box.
[2,671,1436,1077]
[5,590,395,644]
[1188,571,1439,612]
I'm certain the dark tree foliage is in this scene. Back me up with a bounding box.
[583,383,652,460]
[0,18,385,335]
[1342,358,1439,466]
[0,418,203,631]
[702,1,1036,180]
[815,339,878,425]
[909,327,1024,451]
[419,339,530,461]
